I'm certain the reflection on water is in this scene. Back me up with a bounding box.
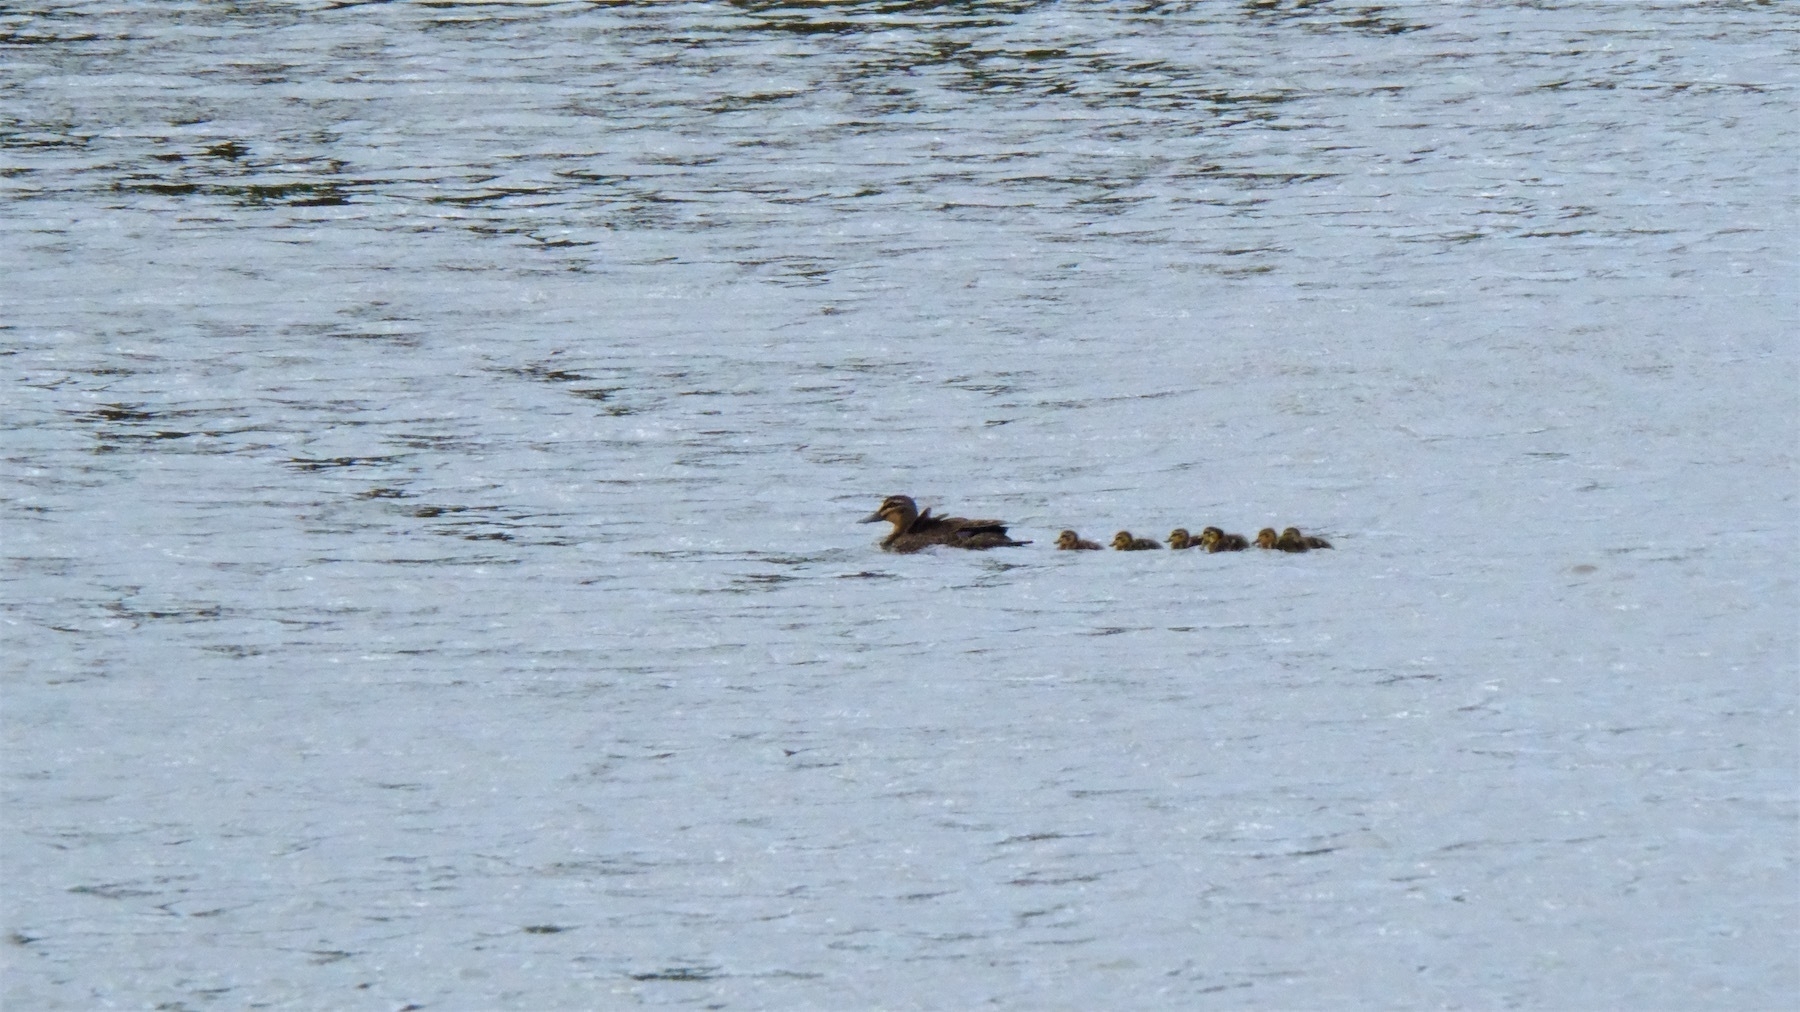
[3,1,1795,1009]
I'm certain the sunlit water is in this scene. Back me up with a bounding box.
[3,2,1795,1008]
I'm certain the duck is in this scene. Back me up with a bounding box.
[1254,528,1281,550]
[1112,531,1162,551]
[1167,528,1198,550]
[1056,529,1103,551]
[860,494,1030,553]
[1198,526,1248,552]
[1278,526,1332,551]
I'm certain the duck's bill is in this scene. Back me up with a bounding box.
[859,511,885,523]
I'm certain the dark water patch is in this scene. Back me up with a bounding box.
[522,924,571,935]
[347,555,524,568]
[997,831,1092,846]
[538,858,655,879]
[739,255,833,285]
[734,572,797,586]
[1007,872,1104,887]
[387,434,482,452]
[105,600,227,624]
[629,965,720,982]
[945,375,1024,395]
[741,552,845,567]
[410,505,500,518]
[631,549,721,561]
[201,140,250,161]
[0,25,106,45]
[1242,0,1430,37]
[93,428,196,443]
[0,132,91,152]
[429,187,567,207]
[287,455,407,471]
[68,882,158,900]
[501,363,590,383]
[202,644,267,659]
[1035,389,1184,410]
[727,0,1052,37]
[324,327,422,345]
[705,89,804,114]
[111,178,357,207]
[71,403,159,424]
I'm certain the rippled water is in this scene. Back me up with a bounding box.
[4,2,1796,1008]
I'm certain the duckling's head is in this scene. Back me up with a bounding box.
[1198,527,1221,549]
[1281,527,1304,540]
[1168,528,1191,549]
[1255,528,1279,548]
[1111,531,1135,549]
[1056,530,1081,549]
[860,494,919,528]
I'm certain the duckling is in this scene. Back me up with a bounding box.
[1056,529,1103,551]
[860,494,1030,553]
[1277,526,1332,551]
[1167,528,1198,550]
[1198,526,1248,552]
[1112,531,1162,551]
[1254,528,1280,550]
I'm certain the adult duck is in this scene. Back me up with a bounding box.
[860,495,1029,553]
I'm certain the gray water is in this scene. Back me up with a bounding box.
[3,2,1796,1008]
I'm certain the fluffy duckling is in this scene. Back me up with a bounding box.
[860,494,1030,553]
[1278,526,1332,551]
[1056,529,1103,551]
[1254,528,1281,550]
[1198,526,1248,553]
[1112,531,1163,551]
[1167,528,1198,550]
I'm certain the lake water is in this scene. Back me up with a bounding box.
[3,2,1796,1008]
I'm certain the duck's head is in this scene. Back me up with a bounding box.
[1280,527,1304,540]
[1199,527,1223,550]
[861,495,920,528]
[1168,528,1192,549]
[1255,528,1279,548]
[1111,531,1135,549]
[1056,530,1081,549]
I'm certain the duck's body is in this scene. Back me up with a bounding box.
[1199,526,1248,553]
[1056,529,1103,551]
[1278,526,1332,551]
[1167,528,1197,550]
[861,495,1029,553]
[1112,531,1163,551]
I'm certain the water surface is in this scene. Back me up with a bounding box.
[3,2,1796,1008]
